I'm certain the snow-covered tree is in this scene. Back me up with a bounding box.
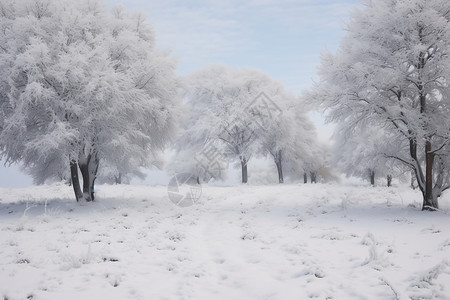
[308,0,450,210]
[0,0,179,201]
[177,64,266,183]
[167,137,229,183]
[173,64,320,184]
[256,97,321,184]
[332,122,406,186]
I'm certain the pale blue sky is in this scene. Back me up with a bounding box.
[0,0,359,187]
[106,0,358,92]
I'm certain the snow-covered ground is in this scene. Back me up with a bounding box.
[1,183,449,300]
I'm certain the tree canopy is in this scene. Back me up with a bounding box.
[308,0,450,210]
[0,0,180,201]
[170,64,320,184]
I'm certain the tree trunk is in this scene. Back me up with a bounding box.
[276,161,283,183]
[79,161,91,201]
[275,150,283,184]
[70,160,83,202]
[79,152,99,202]
[369,169,375,186]
[423,141,437,210]
[115,173,122,184]
[88,152,99,200]
[310,171,316,184]
[304,172,307,184]
[432,156,446,203]
[387,174,392,187]
[416,53,438,210]
[410,171,416,190]
[241,158,248,184]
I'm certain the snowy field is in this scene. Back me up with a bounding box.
[1,183,450,300]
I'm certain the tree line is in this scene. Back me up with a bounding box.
[2,0,450,211]
[167,64,325,185]
[0,0,324,202]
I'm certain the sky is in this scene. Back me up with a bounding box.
[0,0,360,188]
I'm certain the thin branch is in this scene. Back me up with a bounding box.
[384,154,414,169]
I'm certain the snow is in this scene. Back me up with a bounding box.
[1,183,450,299]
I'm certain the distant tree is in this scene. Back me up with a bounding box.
[175,64,321,184]
[299,143,328,184]
[166,89,230,183]
[0,0,179,201]
[332,123,405,186]
[167,139,229,183]
[308,0,450,210]
[387,174,393,187]
[255,92,320,184]
[179,64,270,183]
